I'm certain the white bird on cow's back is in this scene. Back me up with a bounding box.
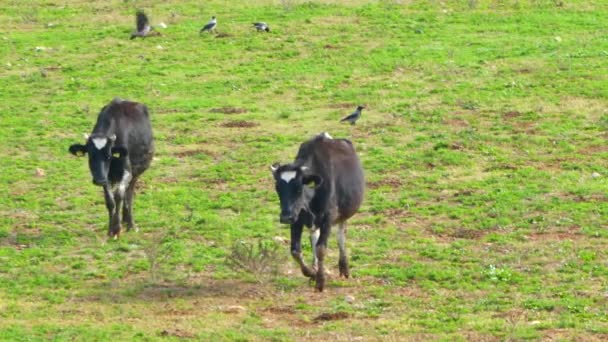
[130,10,162,40]
[253,22,270,32]
[200,16,217,34]
[340,105,365,125]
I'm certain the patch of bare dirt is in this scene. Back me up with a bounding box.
[323,44,338,49]
[380,208,411,219]
[263,306,297,315]
[450,228,487,239]
[215,32,232,38]
[159,329,196,339]
[157,307,195,316]
[391,285,428,299]
[527,225,581,241]
[502,110,521,119]
[210,107,247,114]
[259,306,310,328]
[313,311,349,322]
[327,103,355,109]
[221,120,258,128]
[453,190,475,197]
[449,142,464,150]
[155,108,181,114]
[445,117,470,127]
[578,145,608,155]
[558,192,607,203]
[367,178,403,189]
[512,121,538,134]
[175,148,216,158]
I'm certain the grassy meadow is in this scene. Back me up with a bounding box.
[1,0,608,340]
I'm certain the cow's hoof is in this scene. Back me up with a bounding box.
[126,224,139,233]
[315,273,325,292]
[108,229,121,240]
[301,266,315,278]
[339,260,350,278]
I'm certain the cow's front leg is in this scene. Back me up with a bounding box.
[310,228,320,272]
[290,222,315,278]
[122,175,137,232]
[103,185,120,239]
[314,221,331,292]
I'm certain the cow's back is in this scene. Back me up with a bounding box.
[296,135,364,223]
[95,99,154,177]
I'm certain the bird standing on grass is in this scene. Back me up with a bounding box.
[200,16,217,34]
[130,10,162,39]
[340,105,365,125]
[253,22,270,32]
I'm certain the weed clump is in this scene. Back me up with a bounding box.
[226,239,282,282]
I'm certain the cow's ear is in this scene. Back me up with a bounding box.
[69,144,87,156]
[111,146,128,158]
[302,174,323,189]
[270,163,280,174]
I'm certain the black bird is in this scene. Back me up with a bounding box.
[130,10,161,39]
[253,22,270,32]
[200,16,217,34]
[340,105,365,125]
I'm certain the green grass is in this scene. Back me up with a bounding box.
[1,0,608,340]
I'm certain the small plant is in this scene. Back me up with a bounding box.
[281,0,297,11]
[599,113,608,130]
[484,264,514,283]
[142,231,173,283]
[225,239,282,282]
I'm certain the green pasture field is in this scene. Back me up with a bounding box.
[1,0,607,340]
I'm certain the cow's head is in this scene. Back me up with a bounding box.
[69,134,128,186]
[270,163,322,224]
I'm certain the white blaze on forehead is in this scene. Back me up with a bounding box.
[280,171,297,183]
[322,132,333,139]
[92,138,108,150]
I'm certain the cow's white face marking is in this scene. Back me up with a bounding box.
[322,132,333,139]
[92,138,107,150]
[280,171,297,183]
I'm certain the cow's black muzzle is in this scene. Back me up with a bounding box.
[280,213,296,224]
[92,178,108,186]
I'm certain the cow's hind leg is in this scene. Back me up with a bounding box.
[337,222,349,278]
[291,222,315,278]
[122,177,138,232]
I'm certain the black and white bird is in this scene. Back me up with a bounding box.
[200,16,217,34]
[253,22,270,32]
[340,105,365,125]
[130,10,162,40]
